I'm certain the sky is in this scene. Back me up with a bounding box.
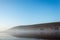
[0,0,60,31]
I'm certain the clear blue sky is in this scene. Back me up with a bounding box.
[0,0,60,28]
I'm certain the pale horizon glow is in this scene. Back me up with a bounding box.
[0,26,9,31]
[0,0,60,31]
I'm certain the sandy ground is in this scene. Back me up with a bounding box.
[0,32,59,40]
[0,32,41,40]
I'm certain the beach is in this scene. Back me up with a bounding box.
[0,32,40,40]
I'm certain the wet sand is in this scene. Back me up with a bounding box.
[0,32,41,40]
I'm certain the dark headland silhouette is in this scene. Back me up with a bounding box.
[6,22,60,39]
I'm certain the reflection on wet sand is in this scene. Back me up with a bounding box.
[0,32,40,40]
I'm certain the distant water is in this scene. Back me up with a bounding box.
[0,32,41,40]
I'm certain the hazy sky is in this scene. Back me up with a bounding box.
[0,0,60,31]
